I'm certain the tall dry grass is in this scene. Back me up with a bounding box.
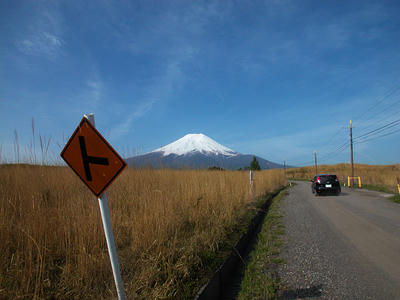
[286,163,400,192]
[0,165,286,299]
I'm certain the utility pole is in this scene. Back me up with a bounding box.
[314,151,318,174]
[350,120,354,186]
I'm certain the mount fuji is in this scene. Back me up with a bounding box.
[125,133,283,170]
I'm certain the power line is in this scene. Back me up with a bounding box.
[353,83,400,138]
[354,127,400,144]
[323,127,347,147]
[300,118,399,165]
[355,97,400,134]
[287,140,350,167]
[317,143,350,164]
[285,107,399,167]
[353,83,400,122]
[285,81,400,167]
[353,118,400,141]
[286,127,349,167]
[316,140,349,162]
[356,106,400,136]
[287,160,315,167]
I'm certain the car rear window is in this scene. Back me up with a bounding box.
[318,175,337,183]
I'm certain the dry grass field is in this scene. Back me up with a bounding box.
[286,163,400,192]
[0,165,286,299]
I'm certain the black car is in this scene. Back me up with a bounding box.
[311,174,341,196]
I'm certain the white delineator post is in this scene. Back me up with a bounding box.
[84,113,126,300]
[249,170,254,194]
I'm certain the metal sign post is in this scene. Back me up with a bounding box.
[84,114,126,300]
[61,113,126,300]
[98,192,126,300]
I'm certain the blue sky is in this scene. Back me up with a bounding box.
[1,0,400,166]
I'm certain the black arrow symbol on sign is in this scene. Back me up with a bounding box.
[79,136,109,181]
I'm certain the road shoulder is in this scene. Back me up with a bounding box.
[237,189,287,299]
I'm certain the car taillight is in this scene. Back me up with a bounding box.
[317,176,320,183]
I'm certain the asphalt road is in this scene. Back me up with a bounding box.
[277,181,400,299]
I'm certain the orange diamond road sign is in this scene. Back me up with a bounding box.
[61,117,127,197]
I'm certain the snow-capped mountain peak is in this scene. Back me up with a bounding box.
[152,133,238,156]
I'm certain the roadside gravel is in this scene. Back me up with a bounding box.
[276,181,400,299]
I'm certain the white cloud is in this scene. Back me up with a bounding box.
[108,4,206,139]
[86,79,103,109]
[110,99,156,138]
[15,4,64,59]
[17,31,64,58]
[110,54,187,139]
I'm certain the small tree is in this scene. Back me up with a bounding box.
[250,156,261,170]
